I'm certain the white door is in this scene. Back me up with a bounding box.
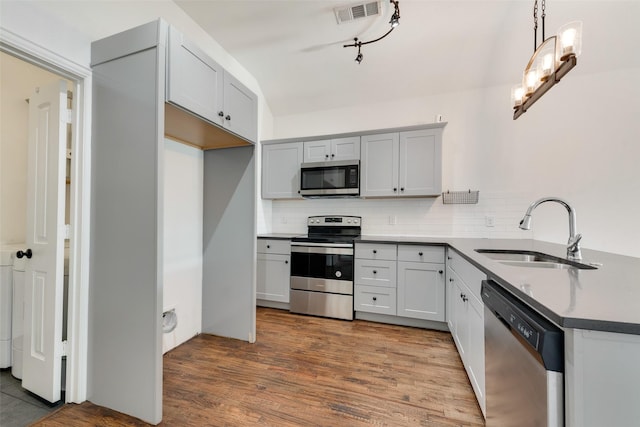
[22,80,68,403]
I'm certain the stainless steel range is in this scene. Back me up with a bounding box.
[290,215,361,320]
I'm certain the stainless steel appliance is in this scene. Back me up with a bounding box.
[299,160,359,197]
[482,280,564,427]
[290,216,361,320]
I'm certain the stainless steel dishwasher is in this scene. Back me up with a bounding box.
[482,280,564,427]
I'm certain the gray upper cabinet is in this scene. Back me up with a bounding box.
[166,26,223,124]
[360,133,399,197]
[262,142,303,199]
[303,136,360,163]
[222,71,258,143]
[361,128,443,198]
[166,27,257,143]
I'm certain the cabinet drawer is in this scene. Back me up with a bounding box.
[355,243,397,261]
[355,259,397,287]
[355,285,397,315]
[257,239,291,255]
[447,248,485,300]
[398,245,444,263]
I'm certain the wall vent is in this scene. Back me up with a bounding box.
[334,1,381,24]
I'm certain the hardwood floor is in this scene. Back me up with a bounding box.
[33,308,484,426]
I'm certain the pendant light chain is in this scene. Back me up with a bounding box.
[533,0,538,52]
[541,0,546,42]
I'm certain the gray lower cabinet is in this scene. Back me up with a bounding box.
[397,246,445,321]
[446,248,486,417]
[256,239,290,303]
[354,243,398,315]
[262,142,303,199]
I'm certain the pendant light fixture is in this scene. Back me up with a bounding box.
[343,0,401,64]
[511,0,582,119]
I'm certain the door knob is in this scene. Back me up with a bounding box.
[16,249,32,259]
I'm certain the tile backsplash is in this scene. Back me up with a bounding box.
[269,192,536,239]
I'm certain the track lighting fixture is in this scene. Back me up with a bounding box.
[343,0,400,64]
[355,42,363,64]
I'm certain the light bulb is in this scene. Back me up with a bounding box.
[557,21,583,61]
[511,85,525,108]
[524,69,539,95]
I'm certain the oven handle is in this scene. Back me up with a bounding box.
[291,244,353,255]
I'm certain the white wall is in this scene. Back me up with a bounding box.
[270,66,640,257]
[162,139,203,354]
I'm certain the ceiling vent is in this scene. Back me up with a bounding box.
[334,1,381,24]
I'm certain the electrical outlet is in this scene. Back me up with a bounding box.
[389,215,397,225]
[485,215,495,227]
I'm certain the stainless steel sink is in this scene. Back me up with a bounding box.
[475,249,597,270]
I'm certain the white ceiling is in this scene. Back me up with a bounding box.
[174,0,640,118]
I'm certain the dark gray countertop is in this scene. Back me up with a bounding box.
[257,232,640,334]
[257,233,301,240]
[358,235,640,335]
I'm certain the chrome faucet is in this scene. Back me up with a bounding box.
[519,197,582,260]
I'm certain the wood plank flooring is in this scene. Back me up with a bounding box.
[32,308,484,426]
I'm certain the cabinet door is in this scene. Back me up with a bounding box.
[303,139,331,163]
[360,133,399,197]
[398,129,442,196]
[467,293,485,415]
[452,279,469,360]
[222,71,258,143]
[166,27,223,124]
[262,142,303,199]
[397,261,445,321]
[256,253,290,303]
[331,136,360,161]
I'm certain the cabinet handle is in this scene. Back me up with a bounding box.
[373,270,377,274]
[447,256,452,260]
[401,187,405,192]
[373,249,377,254]
[267,245,270,249]
[460,293,468,302]
[438,270,443,274]
[225,115,231,121]
[331,153,335,158]
[285,260,288,264]
[418,252,423,256]
[449,278,453,282]
[218,111,224,117]
[372,296,377,302]
[16,249,33,259]
[325,154,329,159]
[393,188,397,192]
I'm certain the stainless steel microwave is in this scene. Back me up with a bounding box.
[299,160,360,197]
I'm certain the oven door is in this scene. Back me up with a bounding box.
[299,161,359,197]
[290,243,353,295]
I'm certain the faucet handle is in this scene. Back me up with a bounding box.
[568,233,582,250]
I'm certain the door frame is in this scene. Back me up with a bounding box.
[1,27,91,403]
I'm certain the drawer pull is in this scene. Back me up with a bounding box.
[285,260,288,264]
[439,270,443,274]
[449,278,454,282]
[373,270,377,274]
[372,296,377,302]
[418,251,423,256]
[373,249,377,254]
[447,256,452,260]
[267,245,270,249]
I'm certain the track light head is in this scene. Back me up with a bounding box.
[355,52,363,64]
[390,0,400,27]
